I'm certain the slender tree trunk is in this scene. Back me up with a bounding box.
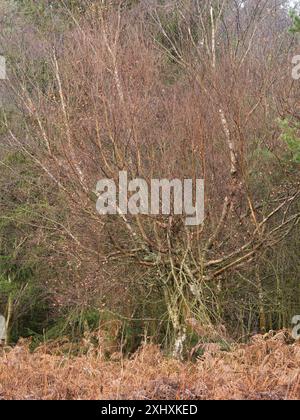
[5,277,13,346]
[256,266,266,333]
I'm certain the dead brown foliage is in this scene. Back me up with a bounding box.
[0,332,299,400]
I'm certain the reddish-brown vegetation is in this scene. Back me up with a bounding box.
[0,331,299,400]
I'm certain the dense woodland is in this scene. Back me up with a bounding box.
[0,0,300,361]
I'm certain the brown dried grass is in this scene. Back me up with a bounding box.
[0,331,299,400]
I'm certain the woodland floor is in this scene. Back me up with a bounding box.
[0,331,299,400]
